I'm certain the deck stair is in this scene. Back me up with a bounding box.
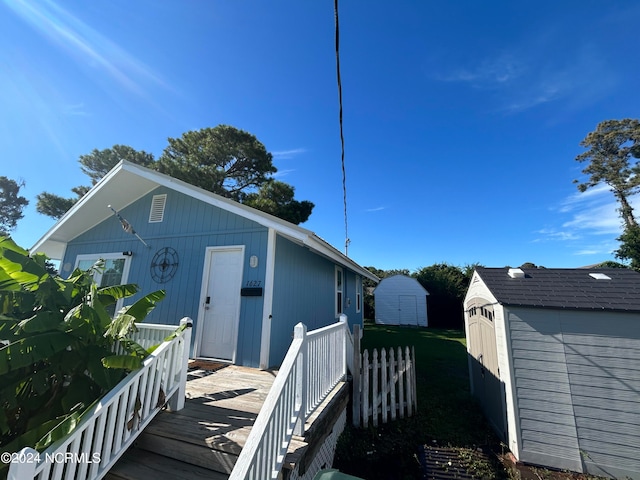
[106,365,312,480]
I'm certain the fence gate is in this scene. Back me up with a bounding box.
[351,325,417,428]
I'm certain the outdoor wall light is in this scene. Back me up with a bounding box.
[122,251,133,256]
[250,255,258,268]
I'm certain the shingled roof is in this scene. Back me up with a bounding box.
[475,267,640,312]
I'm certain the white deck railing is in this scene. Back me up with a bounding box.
[8,318,192,480]
[229,314,352,480]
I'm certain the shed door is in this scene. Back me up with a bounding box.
[399,295,418,325]
[199,247,244,361]
[468,311,506,440]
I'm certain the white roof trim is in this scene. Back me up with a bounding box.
[31,161,379,282]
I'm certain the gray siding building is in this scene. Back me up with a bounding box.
[464,267,640,479]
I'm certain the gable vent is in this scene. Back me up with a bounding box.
[508,268,525,279]
[149,194,167,223]
[589,272,611,280]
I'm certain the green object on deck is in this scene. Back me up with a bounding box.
[313,469,365,480]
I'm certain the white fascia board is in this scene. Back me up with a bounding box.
[31,162,137,256]
[302,235,379,282]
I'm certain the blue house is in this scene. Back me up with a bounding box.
[32,161,377,368]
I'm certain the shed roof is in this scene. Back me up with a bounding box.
[31,161,379,282]
[373,274,429,295]
[475,267,640,312]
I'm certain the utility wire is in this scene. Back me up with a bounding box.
[334,0,350,256]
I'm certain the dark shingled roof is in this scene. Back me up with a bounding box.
[475,267,640,312]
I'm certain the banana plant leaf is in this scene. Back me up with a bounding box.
[81,346,126,392]
[145,322,189,354]
[0,268,22,292]
[96,283,138,305]
[0,237,28,256]
[101,354,144,370]
[120,290,165,321]
[117,338,149,358]
[16,311,63,334]
[0,400,85,458]
[0,331,73,375]
[105,314,137,341]
[34,404,91,451]
[0,249,49,292]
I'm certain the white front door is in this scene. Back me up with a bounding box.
[198,246,244,361]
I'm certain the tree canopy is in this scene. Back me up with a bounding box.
[36,125,314,224]
[79,145,156,184]
[157,125,277,201]
[36,144,150,220]
[243,180,314,224]
[574,118,640,270]
[0,176,29,236]
[574,118,640,229]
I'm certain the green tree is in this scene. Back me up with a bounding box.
[37,145,155,220]
[615,225,640,271]
[36,186,88,220]
[79,145,156,184]
[157,125,277,201]
[38,126,315,224]
[0,177,28,236]
[414,263,472,329]
[574,118,640,229]
[594,259,629,269]
[243,180,314,224]
[519,262,544,269]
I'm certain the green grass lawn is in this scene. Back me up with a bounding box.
[333,322,511,479]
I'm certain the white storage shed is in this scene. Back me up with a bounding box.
[464,267,640,479]
[374,275,428,326]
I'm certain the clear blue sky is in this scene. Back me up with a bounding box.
[2,0,640,271]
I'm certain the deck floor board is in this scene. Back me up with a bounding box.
[109,364,309,479]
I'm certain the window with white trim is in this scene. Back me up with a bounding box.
[75,253,132,316]
[356,276,362,313]
[335,266,344,316]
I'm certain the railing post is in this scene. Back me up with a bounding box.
[7,447,37,480]
[167,317,192,412]
[294,323,307,436]
[339,314,348,377]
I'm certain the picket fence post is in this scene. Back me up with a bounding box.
[352,324,361,427]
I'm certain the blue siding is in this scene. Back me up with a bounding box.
[269,235,363,367]
[62,187,268,366]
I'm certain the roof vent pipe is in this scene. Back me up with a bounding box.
[508,268,525,279]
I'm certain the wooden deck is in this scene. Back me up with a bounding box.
[106,362,347,480]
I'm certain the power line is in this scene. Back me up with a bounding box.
[334,0,350,256]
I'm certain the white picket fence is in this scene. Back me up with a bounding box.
[352,325,417,427]
[229,315,351,480]
[8,319,192,480]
